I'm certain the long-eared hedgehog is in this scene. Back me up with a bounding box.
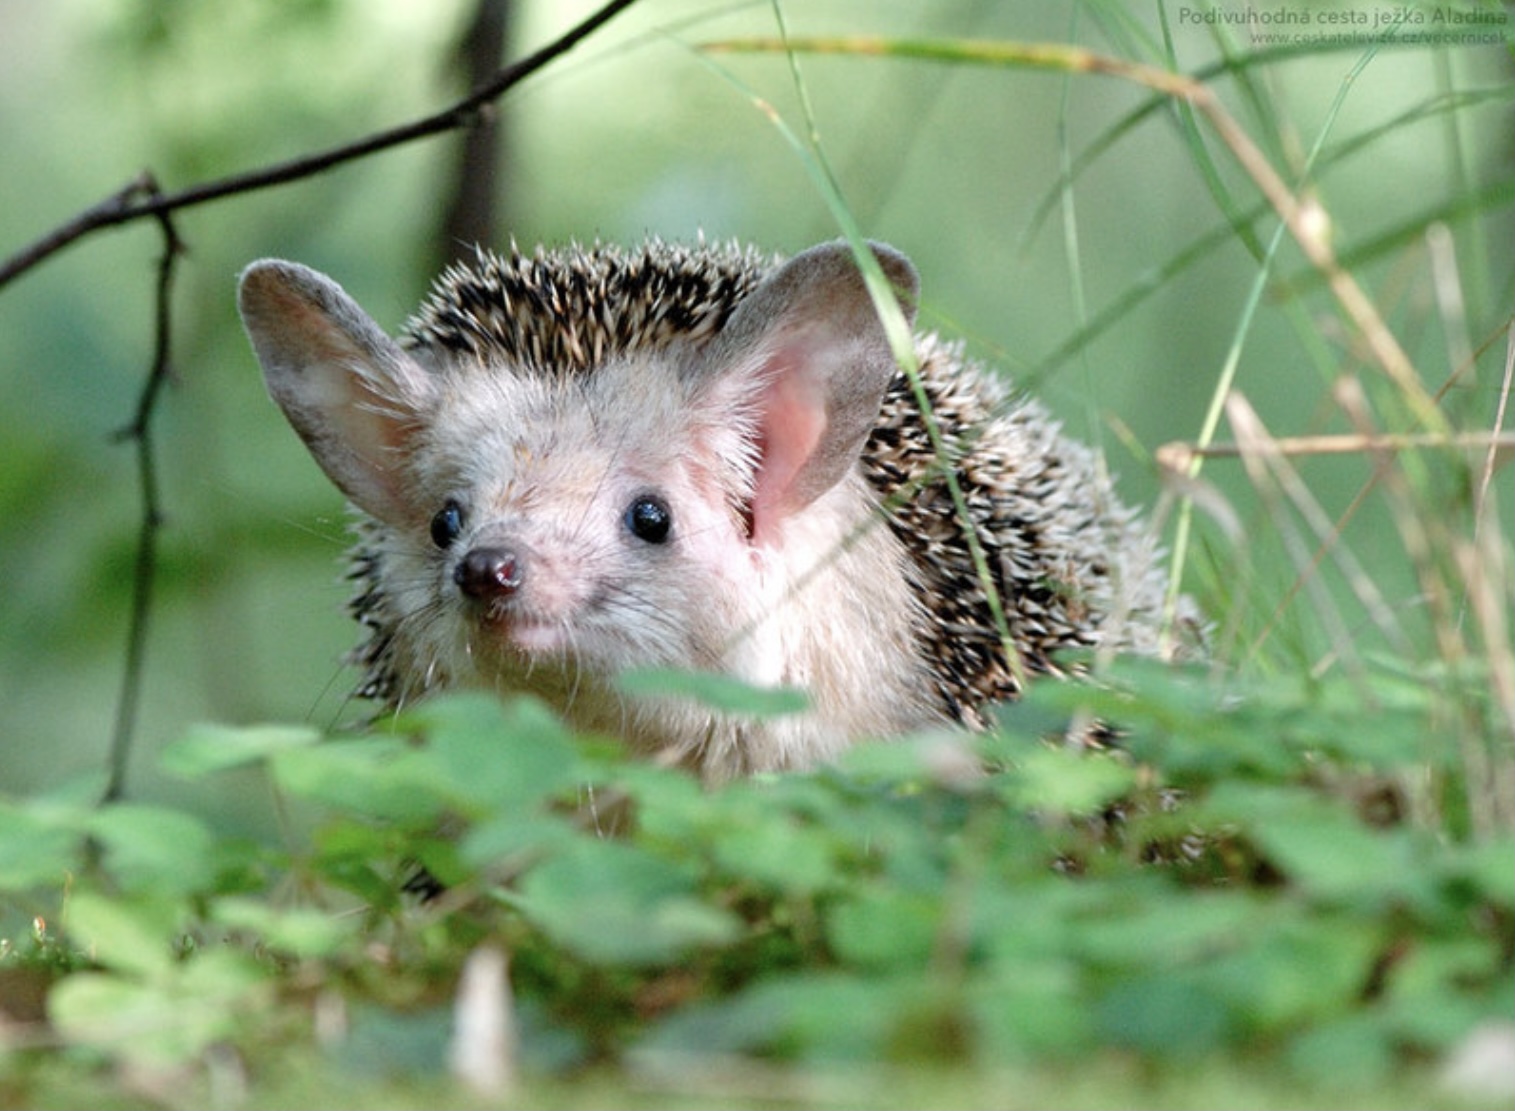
[238,238,1183,779]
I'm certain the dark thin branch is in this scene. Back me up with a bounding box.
[48,0,640,801]
[0,0,642,289]
[438,0,515,272]
[103,183,185,805]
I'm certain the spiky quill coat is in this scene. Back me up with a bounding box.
[342,240,1176,731]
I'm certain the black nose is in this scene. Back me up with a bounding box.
[453,547,523,601]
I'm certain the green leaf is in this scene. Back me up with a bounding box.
[1205,784,1435,906]
[304,822,411,907]
[971,881,1101,967]
[827,886,938,969]
[461,810,580,873]
[0,801,85,890]
[1198,911,1380,1031]
[642,777,840,895]
[1257,819,1425,904]
[615,667,809,717]
[514,839,738,965]
[1004,745,1138,817]
[639,972,920,1061]
[1073,885,1259,967]
[1386,934,1511,1040]
[49,949,268,1069]
[49,973,174,1058]
[61,890,184,978]
[158,722,322,779]
[271,737,444,823]
[1453,837,1515,908]
[971,960,1090,1057]
[1284,1013,1395,1089]
[1096,972,1232,1056]
[210,896,352,959]
[408,693,581,814]
[708,809,837,895]
[86,804,218,895]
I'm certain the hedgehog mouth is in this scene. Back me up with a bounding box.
[469,605,573,658]
[506,620,571,656]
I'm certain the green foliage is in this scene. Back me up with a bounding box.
[1,675,1509,1105]
[0,0,1510,1106]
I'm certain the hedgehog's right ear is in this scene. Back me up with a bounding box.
[685,240,919,546]
[238,261,435,528]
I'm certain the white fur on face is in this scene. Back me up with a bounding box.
[382,352,744,684]
[369,347,939,775]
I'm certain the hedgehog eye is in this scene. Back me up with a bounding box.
[624,495,672,544]
[430,499,466,549]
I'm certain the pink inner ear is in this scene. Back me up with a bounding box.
[749,351,826,546]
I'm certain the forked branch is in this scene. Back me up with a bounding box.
[0,0,645,801]
[0,0,642,288]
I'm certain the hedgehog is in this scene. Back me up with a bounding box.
[237,238,1185,779]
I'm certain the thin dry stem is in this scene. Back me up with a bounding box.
[1475,323,1515,539]
[104,183,184,805]
[1224,394,1368,684]
[705,34,1438,414]
[0,0,647,803]
[0,0,644,288]
[1158,430,1515,469]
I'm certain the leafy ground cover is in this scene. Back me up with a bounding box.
[1,664,1510,1108]
[1,2,1510,1107]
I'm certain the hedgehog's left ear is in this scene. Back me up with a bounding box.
[238,260,436,529]
[687,240,918,545]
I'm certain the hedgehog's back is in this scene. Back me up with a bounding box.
[864,336,1176,727]
[403,239,773,374]
[380,238,1181,729]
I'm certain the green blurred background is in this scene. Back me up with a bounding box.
[1,0,1510,827]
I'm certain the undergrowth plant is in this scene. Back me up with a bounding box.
[0,674,1510,1103]
[1,1,1511,1107]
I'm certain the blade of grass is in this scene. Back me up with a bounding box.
[705,25,1493,683]
[1054,3,1098,443]
[1280,180,1514,298]
[1224,393,1369,683]
[1027,89,1510,391]
[1022,82,1508,260]
[1155,0,1273,265]
[707,32,1440,412]
[690,8,1024,687]
[1432,45,1494,344]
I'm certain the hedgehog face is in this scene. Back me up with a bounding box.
[386,352,759,685]
[239,240,950,765]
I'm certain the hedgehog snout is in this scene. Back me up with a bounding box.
[453,546,523,603]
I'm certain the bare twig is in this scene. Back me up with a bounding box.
[0,0,645,800]
[104,182,184,804]
[438,0,515,272]
[0,0,643,289]
[1157,429,1515,470]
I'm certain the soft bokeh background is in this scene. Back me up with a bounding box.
[1,0,1510,826]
